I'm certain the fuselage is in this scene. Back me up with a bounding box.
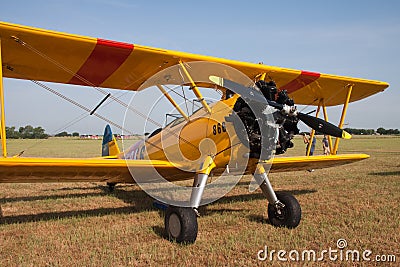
[121,94,255,175]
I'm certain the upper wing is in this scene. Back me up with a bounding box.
[0,157,190,183]
[0,21,388,106]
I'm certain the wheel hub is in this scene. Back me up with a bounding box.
[273,200,286,220]
[168,213,181,238]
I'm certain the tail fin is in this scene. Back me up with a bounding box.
[102,125,120,157]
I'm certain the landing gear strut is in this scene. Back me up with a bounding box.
[254,164,301,228]
[164,156,215,244]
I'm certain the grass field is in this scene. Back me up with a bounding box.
[0,136,399,266]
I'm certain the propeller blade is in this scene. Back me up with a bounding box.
[209,75,266,103]
[209,75,284,110]
[297,113,351,139]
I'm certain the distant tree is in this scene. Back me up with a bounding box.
[376,127,399,135]
[55,131,70,137]
[6,126,20,139]
[386,129,400,135]
[72,132,80,137]
[32,126,48,139]
[365,129,375,135]
[20,125,34,139]
[6,125,48,139]
[377,127,386,135]
[344,128,375,135]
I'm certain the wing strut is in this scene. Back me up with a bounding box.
[156,85,189,121]
[322,99,333,154]
[306,103,321,156]
[179,61,212,114]
[259,73,267,81]
[0,38,7,158]
[333,85,353,154]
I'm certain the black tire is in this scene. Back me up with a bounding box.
[165,206,198,244]
[268,192,301,228]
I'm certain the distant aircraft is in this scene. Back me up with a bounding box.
[0,21,389,243]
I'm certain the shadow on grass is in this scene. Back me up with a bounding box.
[247,214,270,225]
[211,189,317,205]
[0,192,108,204]
[369,171,400,176]
[152,226,168,241]
[0,206,136,225]
[0,184,316,226]
[0,184,147,205]
[0,186,155,225]
[213,189,315,226]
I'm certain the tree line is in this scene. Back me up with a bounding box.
[5,125,79,139]
[344,127,399,135]
[4,125,399,139]
[6,125,49,139]
[54,131,80,137]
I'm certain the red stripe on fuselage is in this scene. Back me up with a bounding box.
[69,39,134,86]
[280,70,320,94]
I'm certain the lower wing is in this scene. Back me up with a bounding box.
[269,154,369,172]
[0,157,189,183]
[0,154,368,183]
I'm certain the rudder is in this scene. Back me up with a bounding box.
[102,125,120,157]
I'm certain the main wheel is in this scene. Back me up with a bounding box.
[268,192,301,228]
[165,206,198,244]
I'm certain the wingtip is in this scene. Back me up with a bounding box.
[342,130,352,139]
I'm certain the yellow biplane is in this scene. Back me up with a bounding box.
[0,21,389,243]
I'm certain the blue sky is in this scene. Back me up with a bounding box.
[1,0,399,134]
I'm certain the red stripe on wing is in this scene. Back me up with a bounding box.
[69,39,134,86]
[280,70,320,94]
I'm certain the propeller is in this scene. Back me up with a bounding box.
[209,76,351,139]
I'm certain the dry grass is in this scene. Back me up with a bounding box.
[0,136,399,266]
